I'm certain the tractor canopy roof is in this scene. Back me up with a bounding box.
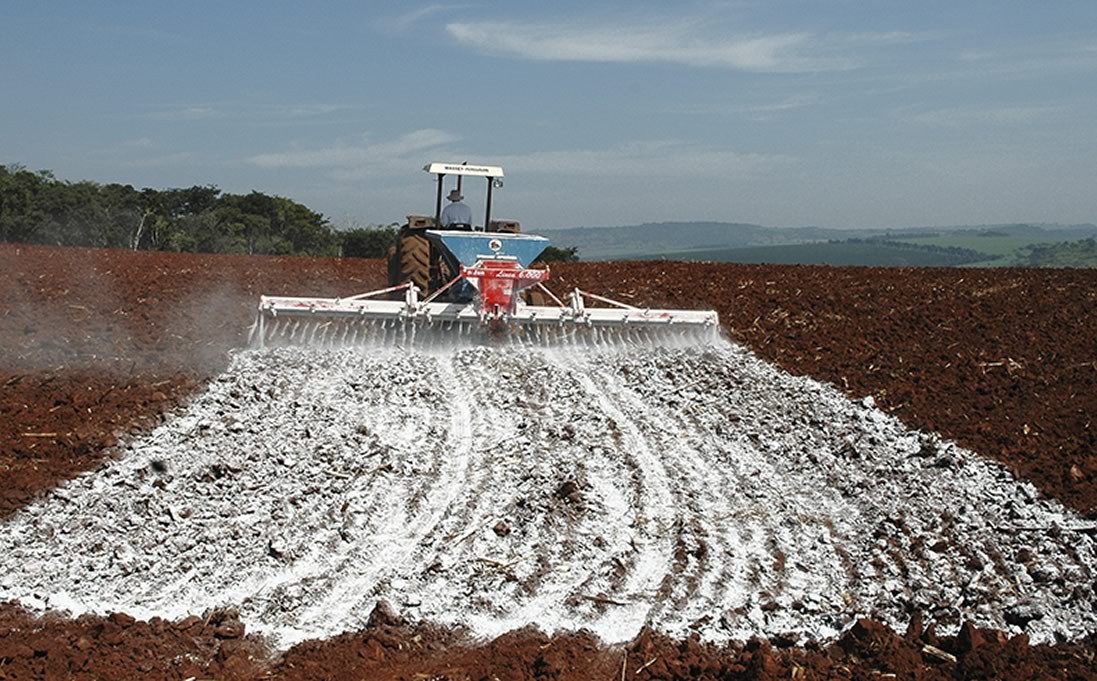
[424,162,504,178]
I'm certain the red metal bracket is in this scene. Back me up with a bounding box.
[460,260,550,318]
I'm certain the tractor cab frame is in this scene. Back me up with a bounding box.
[425,162,505,231]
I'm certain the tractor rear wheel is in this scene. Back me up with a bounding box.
[385,244,398,286]
[396,232,431,294]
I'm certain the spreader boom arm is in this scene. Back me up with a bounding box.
[253,284,718,347]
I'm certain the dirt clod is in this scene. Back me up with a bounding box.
[366,600,403,629]
[554,479,582,504]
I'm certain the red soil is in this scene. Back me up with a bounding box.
[553,261,1097,518]
[2,243,1096,679]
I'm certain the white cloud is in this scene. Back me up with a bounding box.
[248,129,461,173]
[385,4,467,32]
[479,140,793,178]
[271,104,344,118]
[734,94,819,119]
[902,105,1061,127]
[146,103,345,123]
[660,93,819,118]
[119,152,195,168]
[924,37,1097,84]
[445,19,855,72]
[958,49,999,62]
[150,106,220,121]
[247,131,790,184]
[835,31,925,45]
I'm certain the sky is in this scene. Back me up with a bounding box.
[2,1,1096,231]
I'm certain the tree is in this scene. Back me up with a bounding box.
[0,166,51,242]
[536,245,580,263]
[271,196,337,256]
[341,225,398,258]
[0,165,342,256]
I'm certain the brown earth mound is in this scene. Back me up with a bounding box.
[3,603,1095,680]
[2,243,1096,679]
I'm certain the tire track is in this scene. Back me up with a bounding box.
[551,350,681,636]
[580,355,737,630]
[409,349,667,639]
[603,349,853,637]
[288,352,475,640]
[401,349,593,626]
[213,352,454,635]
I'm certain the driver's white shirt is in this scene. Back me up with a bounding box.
[441,201,472,226]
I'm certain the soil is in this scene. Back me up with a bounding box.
[2,243,1096,679]
[0,245,385,520]
[550,261,1097,519]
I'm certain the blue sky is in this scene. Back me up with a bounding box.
[3,1,1096,231]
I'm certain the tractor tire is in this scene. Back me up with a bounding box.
[396,232,431,294]
[385,244,398,286]
[436,255,454,289]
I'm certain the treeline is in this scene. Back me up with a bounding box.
[0,164,392,257]
[0,165,580,262]
[835,238,995,266]
[1020,238,1097,268]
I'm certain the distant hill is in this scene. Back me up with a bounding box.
[540,221,1097,266]
[943,223,1097,238]
[654,240,991,268]
[537,222,852,259]
[1018,238,1097,268]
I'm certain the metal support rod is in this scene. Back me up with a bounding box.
[345,282,412,301]
[536,281,567,308]
[576,289,641,311]
[434,173,445,226]
[420,274,464,305]
[485,177,494,232]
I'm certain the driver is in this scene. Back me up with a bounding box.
[440,189,472,229]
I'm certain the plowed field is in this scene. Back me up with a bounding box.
[1,243,1096,680]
